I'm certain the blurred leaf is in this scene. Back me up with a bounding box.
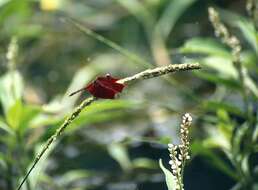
[183,40,258,97]
[191,141,238,180]
[107,143,132,171]
[202,112,232,151]
[70,111,124,127]
[236,19,258,55]
[203,133,231,151]
[0,0,31,25]
[56,169,92,187]
[180,38,231,58]
[0,0,10,7]
[127,136,170,146]
[0,116,14,135]
[202,101,242,116]
[157,0,197,39]
[6,99,23,130]
[116,0,153,28]
[159,136,172,145]
[29,113,62,130]
[243,70,258,98]
[232,123,249,157]
[241,154,250,178]
[0,152,7,170]
[201,56,237,78]
[19,105,42,131]
[252,114,258,143]
[194,71,240,89]
[159,159,176,190]
[67,99,142,132]
[217,109,233,140]
[217,109,230,123]
[0,71,24,114]
[6,99,40,131]
[132,158,158,169]
[201,56,258,97]
[241,51,258,72]
[253,184,258,190]
[15,24,43,38]
[80,99,140,115]
[230,182,242,190]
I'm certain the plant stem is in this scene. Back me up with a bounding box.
[118,63,200,84]
[63,18,150,68]
[16,131,31,190]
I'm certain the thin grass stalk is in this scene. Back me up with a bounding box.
[63,18,150,68]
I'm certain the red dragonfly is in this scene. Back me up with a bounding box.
[69,74,125,99]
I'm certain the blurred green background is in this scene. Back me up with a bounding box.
[0,0,257,190]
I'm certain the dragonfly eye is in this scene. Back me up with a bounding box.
[106,73,111,78]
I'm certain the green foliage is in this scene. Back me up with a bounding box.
[0,1,257,190]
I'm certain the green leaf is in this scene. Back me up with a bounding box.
[236,19,258,55]
[107,143,132,171]
[5,99,40,131]
[56,170,92,187]
[0,152,7,170]
[194,71,240,89]
[202,133,231,151]
[132,158,158,169]
[159,159,176,190]
[67,99,141,132]
[243,70,258,98]
[202,101,242,116]
[0,71,24,114]
[201,111,233,151]
[19,105,41,131]
[0,116,14,135]
[6,99,23,130]
[180,38,231,58]
[252,114,258,143]
[232,123,249,157]
[157,0,197,39]
[201,56,237,78]
[191,141,238,180]
[241,154,250,178]
[0,0,31,24]
[81,99,140,115]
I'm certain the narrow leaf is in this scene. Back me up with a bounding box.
[159,159,176,190]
